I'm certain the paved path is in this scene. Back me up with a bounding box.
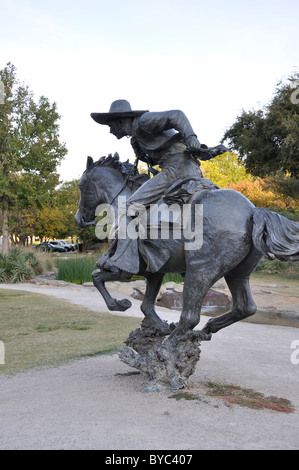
[0,280,298,450]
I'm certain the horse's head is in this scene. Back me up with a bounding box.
[75,153,147,228]
[75,156,99,228]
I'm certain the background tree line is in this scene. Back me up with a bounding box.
[0,63,298,254]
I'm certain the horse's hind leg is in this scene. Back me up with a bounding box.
[201,249,262,335]
[141,273,174,335]
[201,276,256,335]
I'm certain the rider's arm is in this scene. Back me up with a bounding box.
[138,110,201,151]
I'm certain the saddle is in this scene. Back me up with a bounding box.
[163,177,219,206]
[138,177,219,272]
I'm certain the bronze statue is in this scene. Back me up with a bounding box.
[74,101,299,389]
[75,153,299,339]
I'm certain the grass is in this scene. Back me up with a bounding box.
[204,382,294,413]
[254,257,299,277]
[169,381,295,414]
[55,254,100,284]
[55,254,184,285]
[251,269,299,296]
[0,289,140,375]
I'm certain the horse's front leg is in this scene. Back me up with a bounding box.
[92,268,132,312]
[141,273,175,336]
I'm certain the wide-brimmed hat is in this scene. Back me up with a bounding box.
[91,99,148,125]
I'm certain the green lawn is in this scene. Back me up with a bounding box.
[0,289,140,375]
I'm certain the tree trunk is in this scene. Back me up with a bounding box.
[2,196,10,254]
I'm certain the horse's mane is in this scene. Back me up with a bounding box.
[93,152,149,189]
[94,152,135,175]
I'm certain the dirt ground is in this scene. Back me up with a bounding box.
[0,278,298,450]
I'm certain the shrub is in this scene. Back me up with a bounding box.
[255,257,299,275]
[0,247,42,283]
[55,255,100,284]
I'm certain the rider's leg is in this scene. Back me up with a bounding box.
[102,171,171,273]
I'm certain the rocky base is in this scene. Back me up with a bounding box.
[119,317,203,392]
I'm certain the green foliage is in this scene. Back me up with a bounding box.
[55,255,100,284]
[0,63,67,206]
[0,246,42,283]
[201,151,251,188]
[255,257,299,275]
[222,72,299,178]
[55,255,184,285]
[163,273,184,284]
[0,62,67,252]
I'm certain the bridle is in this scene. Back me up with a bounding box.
[78,170,131,226]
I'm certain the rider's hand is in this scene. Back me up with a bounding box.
[186,135,202,152]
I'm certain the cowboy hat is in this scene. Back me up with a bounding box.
[91,99,148,125]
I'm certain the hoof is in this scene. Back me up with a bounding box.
[167,328,212,343]
[141,316,173,336]
[181,330,212,342]
[158,322,173,336]
[198,331,212,341]
[108,298,132,312]
[199,327,212,341]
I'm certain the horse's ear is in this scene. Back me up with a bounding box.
[86,156,93,170]
[114,152,119,161]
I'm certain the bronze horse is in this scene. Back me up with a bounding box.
[75,153,299,341]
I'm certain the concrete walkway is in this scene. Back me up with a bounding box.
[0,280,298,450]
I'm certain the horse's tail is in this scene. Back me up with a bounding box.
[252,207,299,262]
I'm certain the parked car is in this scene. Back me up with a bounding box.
[54,240,77,251]
[47,240,72,251]
[35,242,67,253]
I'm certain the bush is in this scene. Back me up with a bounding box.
[55,255,100,284]
[0,247,43,283]
[255,257,299,275]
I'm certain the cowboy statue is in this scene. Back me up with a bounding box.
[91,99,228,274]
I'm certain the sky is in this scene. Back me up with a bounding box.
[1,0,298,182]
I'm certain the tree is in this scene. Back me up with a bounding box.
[262,171,299,206]
[222,72,299,178]
[35,206,69,240]
[10,206,37,245]
[0,63,67,253]
[55,179,108,249]
[55,179,81,240]
[200,151,251,188]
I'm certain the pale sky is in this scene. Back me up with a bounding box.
[1,0,298,181]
